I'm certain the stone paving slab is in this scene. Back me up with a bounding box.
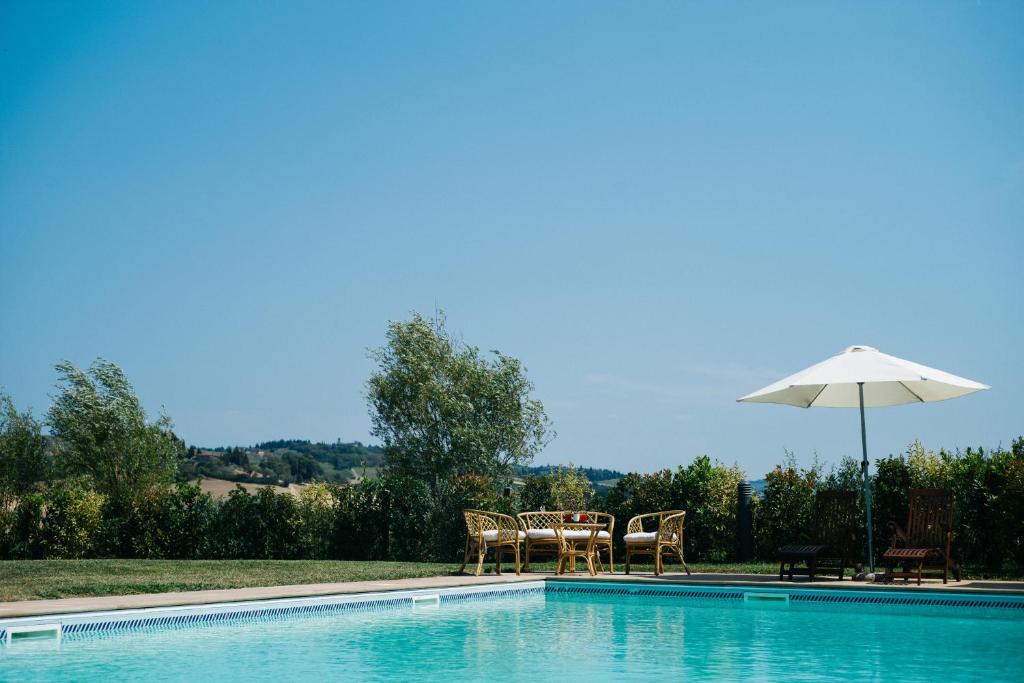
[3,571,1021,619]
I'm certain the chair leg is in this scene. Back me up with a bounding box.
[523,541,531,573]
[677,548,690,575]
[514,544,521,576]
[475,545,486,577]
[609,545,615,574]
[495,547,503,576]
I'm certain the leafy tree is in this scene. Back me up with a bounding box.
[0,392,50,514]
[367,311,552,495]
[549,464,594,511]
[47,359,185,503]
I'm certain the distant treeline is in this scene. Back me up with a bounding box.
[515,464,625,484]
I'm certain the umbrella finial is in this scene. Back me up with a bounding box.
[844,345,878,354]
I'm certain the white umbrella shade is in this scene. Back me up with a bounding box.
[738,346,990,408]
[738,345,989,572]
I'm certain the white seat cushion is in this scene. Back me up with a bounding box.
[527,528,557,540]
[481,529,525,542]
[624,531,677,544]
[527,529,610,541]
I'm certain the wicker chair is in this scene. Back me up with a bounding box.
[517,511,615,572]
[623,510,690,576]
[459,509,526,576]
[882,488,961,585]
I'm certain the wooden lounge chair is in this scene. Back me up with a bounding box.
[458,509,525,576]
[778,490,857,581]
[623,510,690,576]
[883,488,961,585]
[518,511,615,572]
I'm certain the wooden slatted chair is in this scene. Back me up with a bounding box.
[458,509,526,576]
[623,510,690,576]
[778,490,857,581]
[882,488,961,585]
[518,511,615,573]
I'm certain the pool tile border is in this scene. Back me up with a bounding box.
[547,580,1024,610]
[0,581,546,643]
[3,577,1023,644]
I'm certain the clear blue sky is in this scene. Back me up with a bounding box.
[2,2,1021,477]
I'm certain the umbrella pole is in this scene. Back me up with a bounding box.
[858,382,875,572]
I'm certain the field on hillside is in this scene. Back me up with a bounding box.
[193,478,309,499]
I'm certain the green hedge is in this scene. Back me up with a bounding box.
[2,438,1021,576]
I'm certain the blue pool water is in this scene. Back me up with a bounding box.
[2,584,1023,682]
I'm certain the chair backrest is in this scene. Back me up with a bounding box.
[905,489,954,548]
[518,511,614,533]
[627,510,685,535]
[465,509,521,535]
[813,490,858,551]
[658,512,686,544]
[518,511,564,530]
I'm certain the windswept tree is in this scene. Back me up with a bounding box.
[367,311,552,495]
[47,360,184,503]
[0,391,50,514]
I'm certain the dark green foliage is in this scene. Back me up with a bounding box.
[214,486,301,559]
[870,454,912,562]
[752,462,818,560]
[519,475,552,511]
[332,479,389,560]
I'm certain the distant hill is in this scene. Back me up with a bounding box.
[180,440,384,486]
[181,444,644,491]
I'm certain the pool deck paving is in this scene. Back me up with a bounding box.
[2,571,1022,619]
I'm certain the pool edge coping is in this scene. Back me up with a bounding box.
[3,572,1023,622]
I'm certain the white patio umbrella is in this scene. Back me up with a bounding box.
[738,345,989,571]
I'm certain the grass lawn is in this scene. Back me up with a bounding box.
[0,559,778,602]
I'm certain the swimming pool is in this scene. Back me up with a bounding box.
[2,581,1023,682]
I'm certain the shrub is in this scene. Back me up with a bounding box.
[671,457,744,562]
[332,479,389,560]
[7,485,104,559]
[385,475,433,561]
[298,483,340,560]
[753,460,817,560]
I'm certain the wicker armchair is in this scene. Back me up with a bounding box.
[459,509,526,576]
[623,510,690,576]
[517,511,615,572]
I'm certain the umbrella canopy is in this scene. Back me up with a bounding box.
[738,345,989,408]
[738,345,989,573]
